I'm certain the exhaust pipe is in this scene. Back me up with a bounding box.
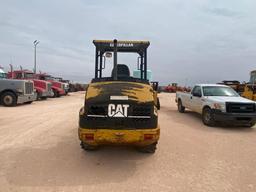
[9,64,13,79]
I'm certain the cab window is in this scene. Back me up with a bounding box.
[192,86,202,97]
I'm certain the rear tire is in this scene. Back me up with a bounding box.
[137,143,157,153]
[202,107,215,127]
[178,100,185,113]
[157,97,160,110]
[1,92,17,107]
[80,142,98,151]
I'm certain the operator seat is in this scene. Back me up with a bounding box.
[111,64,130,79]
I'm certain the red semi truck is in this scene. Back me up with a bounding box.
[8,69,53,100]
[36,73,65,97]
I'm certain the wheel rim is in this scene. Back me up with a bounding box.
[4,95,13,105]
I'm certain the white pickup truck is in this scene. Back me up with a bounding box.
[176,84,256,127]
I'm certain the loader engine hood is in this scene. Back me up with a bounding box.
[86,81,154,104]
[80,81,157,129]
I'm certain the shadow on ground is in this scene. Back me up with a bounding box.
[160,105,255,133]
[1,134,153,187]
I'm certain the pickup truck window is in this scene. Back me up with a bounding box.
[203,86,239,97]
[192,86,202,97]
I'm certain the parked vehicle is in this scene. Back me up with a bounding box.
[69,83,87,92]
[218,80,245,95]
[79,39,160,153]
[165,83,178,92]
[54,77,69,95]
[36,74,65,97]
[0,68,36,106]
[8,69,53,100]
[151,81,160,109]
[176,84,256,127]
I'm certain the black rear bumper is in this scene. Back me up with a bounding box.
[212,110,256,124]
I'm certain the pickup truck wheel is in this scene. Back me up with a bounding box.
[202,107,215,126]
[1,92,17,107]
[137,142,157,153]
[178,100,185,113]
[80,142,98,151]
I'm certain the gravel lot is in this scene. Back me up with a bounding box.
[0,92,256,192]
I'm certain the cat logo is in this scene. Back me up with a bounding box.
[108,104,129,117]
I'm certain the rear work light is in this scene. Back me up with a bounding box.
[84,133,94,141]
[144,134,154,140]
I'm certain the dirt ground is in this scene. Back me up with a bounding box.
[0,92,256,192]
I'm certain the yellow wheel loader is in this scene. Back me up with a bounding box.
[78,39,160,153]
[241,70,256,100]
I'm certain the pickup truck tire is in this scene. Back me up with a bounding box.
[178,100,185,113]
[202,107,215,127]
[1,92,17,107]
[80,142,98,151]
[137,142,157,153]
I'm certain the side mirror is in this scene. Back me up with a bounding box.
[105,52,112,58]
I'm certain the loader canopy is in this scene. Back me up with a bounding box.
[92,39,150,84]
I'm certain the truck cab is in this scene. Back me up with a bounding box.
[0,68,36,106]
[8,70,53,100]
[53,77,69,95]
[79,39,160,153]
[37,74,65,97]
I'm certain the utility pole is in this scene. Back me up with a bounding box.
[33,40,40,73]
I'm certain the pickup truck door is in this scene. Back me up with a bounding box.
[190,86,203,113]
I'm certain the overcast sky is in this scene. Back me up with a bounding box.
[0,0,256,85]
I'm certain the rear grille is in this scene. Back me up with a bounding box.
[226,102,255,113]
[89,105,106,115]
[25,82,34,95]
[132,106,151,116]
[84,104,154,129]
[47,83,52,92]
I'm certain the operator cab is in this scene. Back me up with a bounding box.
[92,40,150,84]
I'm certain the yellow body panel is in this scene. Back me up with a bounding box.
[86,81,154,103]
[78,127,160,147]
[241,85,256,100]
